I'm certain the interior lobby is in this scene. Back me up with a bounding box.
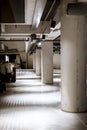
[0,0,87,130]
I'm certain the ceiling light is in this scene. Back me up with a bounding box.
[37,42,42,47]
[31,34,36,41]
[42,34,45,40]
[50,20,56,30]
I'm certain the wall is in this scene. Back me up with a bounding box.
[53,53,61,69]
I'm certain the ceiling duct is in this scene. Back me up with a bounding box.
[41,0,60,21]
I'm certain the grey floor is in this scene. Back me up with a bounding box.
[0,69,87,130]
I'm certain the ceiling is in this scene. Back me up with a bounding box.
[0,0,61,55]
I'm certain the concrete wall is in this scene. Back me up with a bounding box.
[53,53,61,69]
[27,53,61,70]
[20,52,26,61]
[20,53,33,69]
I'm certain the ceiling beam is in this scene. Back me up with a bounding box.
[0,22,50,34]
[32,0,47,28]
[25,0,36,24]
[0,39,29,42]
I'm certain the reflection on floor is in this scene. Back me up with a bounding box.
[0,69,87,130]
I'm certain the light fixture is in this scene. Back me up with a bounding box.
[31,34,36,41]
[50,20,56,30]
[37,42,42,47]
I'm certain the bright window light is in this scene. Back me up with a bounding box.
[5,55,9,62]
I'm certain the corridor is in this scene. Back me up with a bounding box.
[0,69,87,130]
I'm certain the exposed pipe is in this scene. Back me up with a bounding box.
[67,3,87,15]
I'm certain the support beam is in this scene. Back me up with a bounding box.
[32,0,47,28]
[25,0,36,24]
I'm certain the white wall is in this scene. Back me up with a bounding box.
[19,52,61,69]
[53,53,61,69]
[20,53,33,69]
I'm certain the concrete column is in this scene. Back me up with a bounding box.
[33,52,36,72]
[41,41,53,84]
[36,48,41,76]
[61,15,87,112]
[26,53,28,69]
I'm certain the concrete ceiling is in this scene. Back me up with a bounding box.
[0,0,61,55]
[0,0,86,57]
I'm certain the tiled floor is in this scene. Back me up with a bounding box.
[0,69,87,130]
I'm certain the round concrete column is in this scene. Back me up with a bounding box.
[41,41,53,84]
[36,48,41,76]
[33,52,36,72]
[61,15,87,112]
